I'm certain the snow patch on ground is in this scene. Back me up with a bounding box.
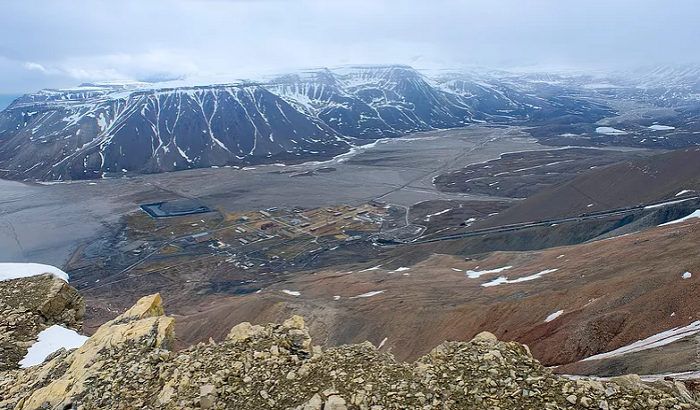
[583,83,619,89]
[649,125,675,131]
[659,210,700,226]
[482,269,559,287]
[645,198,696,210]
[465,266,512,279]
[282,290,301,296]
[20,325,88,368]
[424,209,452,221]
[596,127,627,135]
[676,190,694,197]
[582,321,700,362]
[545,310,564,323]
[359,265,382,272]
[350,290,386,299]
[0,263,69,282]
[682,272,692,279]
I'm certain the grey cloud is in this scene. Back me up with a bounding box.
[1,0,699,94]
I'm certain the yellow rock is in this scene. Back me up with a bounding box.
[283,315,306,330]
[18,294,174,410]
[157,382,176,406]
[227,322,265,341]
[472,331,498,343]
[119,293,166,319]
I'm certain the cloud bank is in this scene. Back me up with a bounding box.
[1,0,699,93]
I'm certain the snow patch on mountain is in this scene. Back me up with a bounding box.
[649,124,675,131]
[582,321,700,362]
[465,266,512,279]
[350,290,386,299]
[660,210,700,226]
[545,310,564,323]
[675,190,694,197]
[482,269,559,287]
[424,209,452,221]
[596,127,627,135]
[19,325,88,368]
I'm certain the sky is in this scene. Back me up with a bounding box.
[1,0,699,95]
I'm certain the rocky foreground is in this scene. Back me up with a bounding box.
[0,277,699,409]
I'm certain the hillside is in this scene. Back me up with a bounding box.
[469,147,700,229]
[1,291,697,409]
[68,206,700,382]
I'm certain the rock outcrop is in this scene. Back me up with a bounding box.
[1,291,698,409]
[0,274,83,371]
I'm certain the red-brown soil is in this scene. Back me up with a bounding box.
[165,217,700,375]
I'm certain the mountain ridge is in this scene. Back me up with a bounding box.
[0,64,619,181]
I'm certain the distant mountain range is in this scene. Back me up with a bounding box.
[0,64,698,181]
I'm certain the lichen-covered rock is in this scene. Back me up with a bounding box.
[0,293,174,410]
[0,294,698,409]
[0,273,83,371]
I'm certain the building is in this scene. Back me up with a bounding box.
[192,232,213,243]
[279,229,296,238]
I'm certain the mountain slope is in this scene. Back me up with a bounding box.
[267,65,475,138]
[470,147,700,229]
[0,64,626,181]
[0,84,346,180]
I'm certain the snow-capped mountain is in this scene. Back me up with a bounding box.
[0,84,345,180]
[267,66,475,138]
[605,65,700,106]
[0,64,630,180]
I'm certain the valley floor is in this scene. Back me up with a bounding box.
[0,125,541,266]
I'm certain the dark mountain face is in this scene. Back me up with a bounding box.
[0,85,345,180]
[266,66,474,138]
[0,64,626,181]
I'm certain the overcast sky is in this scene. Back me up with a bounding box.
[1,0,699,94]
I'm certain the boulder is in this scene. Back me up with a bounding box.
[0,274,83,371]
[14,293,174,410]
